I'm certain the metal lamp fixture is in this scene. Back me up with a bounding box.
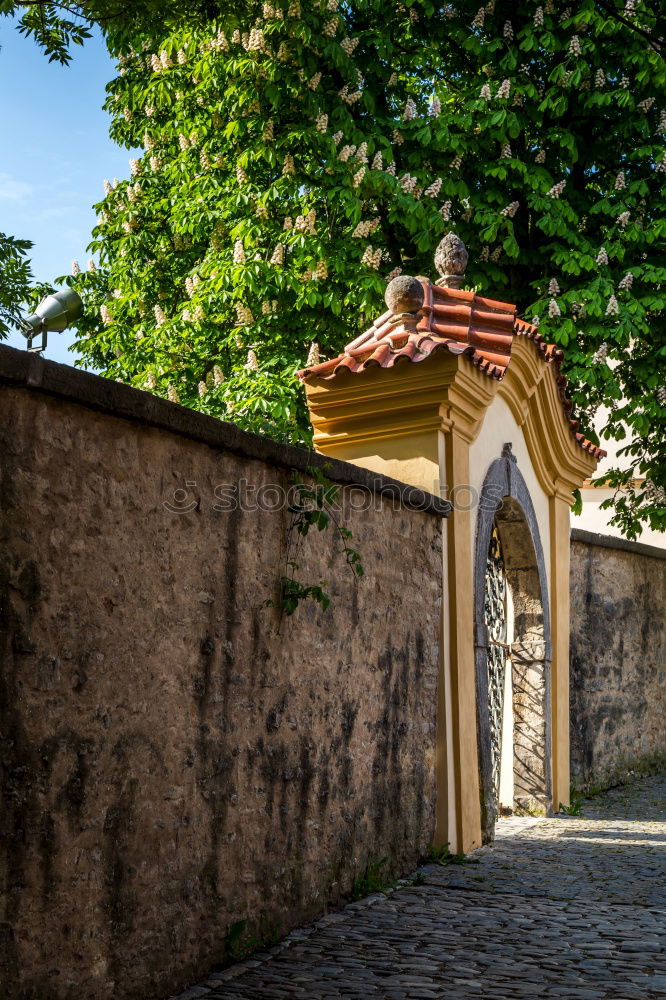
[19,287,83,353]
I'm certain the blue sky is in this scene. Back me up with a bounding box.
[0,19,132,365]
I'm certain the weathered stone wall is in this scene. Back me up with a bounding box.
[570,528,666,792]
[0,349,444,1000]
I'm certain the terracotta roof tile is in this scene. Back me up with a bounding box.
[298,277,605,460]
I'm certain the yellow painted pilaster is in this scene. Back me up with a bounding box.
[549,493,572,809]
[441,427,482,852]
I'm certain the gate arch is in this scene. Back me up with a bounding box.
[474,443,553,842]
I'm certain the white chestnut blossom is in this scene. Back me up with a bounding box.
[270,242,285,265]
[615,171,626,190]
[656,153,666,173]
[638,97,655,112]
[500,143,512,158]
[372,151,383,170]
[503,20,513,39]
[213,365,225,387]
[534,6,544,26]
[361,245,382,269]
[548,278,560,295]
[129,158,141,176]
[657,110,666,133]
[306,342,320,366]
[618,272,634,290]
[256,203,269,220]
[569,35,581,56]
[497,79,511,99]
[100,305,112,324]
[501,201,519,218]
[535,149,546,164]
[548,180,566,198]
[341,37,359,55]
[387,73,398,87]
[429,96,441,116]
[531,315,540,326]
[149,156,161,171]
[605,294,619,316]
[71,259,80,276]
[88,259,96,272]
[425,178,443,197]
[167,385,180,403]
[283,216,293,230]
[472,7,485,27]
[595,68,605,87]
[385,161,396,176]
[440,200,452,221]
[332,130,344,145]
[355,142,368,163]
[314,260,328,280]
[246,349,259,370]
[146,372,157,390]
[154,305,167,326]
[283,154,296,175]
[160,50,173,69]
[385,267,402,282]
[392,129,404,146]
[618,210,631,227]
[451,154,463,170]
[198,381,207,397]
[596,247,609,267]
[236,303,255,325]
[491,247,502,262]
[247,28,265,52]
[263,120,274,142]
[233,240,246,264]
[399,173,418,193]
[308,72,322,90]
[323,18,338,36]
[316,114,328,133]
[353,166,367,188]
[548,298,561,318]
[480,84,491,100]
[403,97,417,121]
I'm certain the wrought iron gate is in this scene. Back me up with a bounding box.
[483,524,508,803]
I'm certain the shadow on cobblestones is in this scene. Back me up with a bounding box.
[168,773,666,1000]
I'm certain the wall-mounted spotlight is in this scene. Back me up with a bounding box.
[19,287,83,353]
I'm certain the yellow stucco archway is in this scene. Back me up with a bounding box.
[298,250,603,853]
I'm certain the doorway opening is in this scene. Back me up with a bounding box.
[475,450,552,842]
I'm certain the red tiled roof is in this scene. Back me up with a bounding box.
[298,278,605,460]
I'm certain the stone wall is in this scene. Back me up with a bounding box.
[0,348,446,1000]
[570,528,666,792]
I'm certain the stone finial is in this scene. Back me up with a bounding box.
[435,233,468,289]
[384,274,424,316]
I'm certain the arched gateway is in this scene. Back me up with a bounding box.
[298,236,604,852]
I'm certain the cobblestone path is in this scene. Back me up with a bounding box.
[173,774,666,999]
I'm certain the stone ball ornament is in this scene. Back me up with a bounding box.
[384,274,425,316]
[435,232,469,288]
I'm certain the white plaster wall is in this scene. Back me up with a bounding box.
[468,394,552,583]
[576,486,666,548]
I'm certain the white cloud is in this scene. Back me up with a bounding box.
[0,171,33,201]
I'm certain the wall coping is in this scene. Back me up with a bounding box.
[570,526,666,562]
[0,344,451,518]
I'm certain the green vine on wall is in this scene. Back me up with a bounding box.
[269,465,364,620]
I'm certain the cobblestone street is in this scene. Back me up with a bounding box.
[173,774,666,1000]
